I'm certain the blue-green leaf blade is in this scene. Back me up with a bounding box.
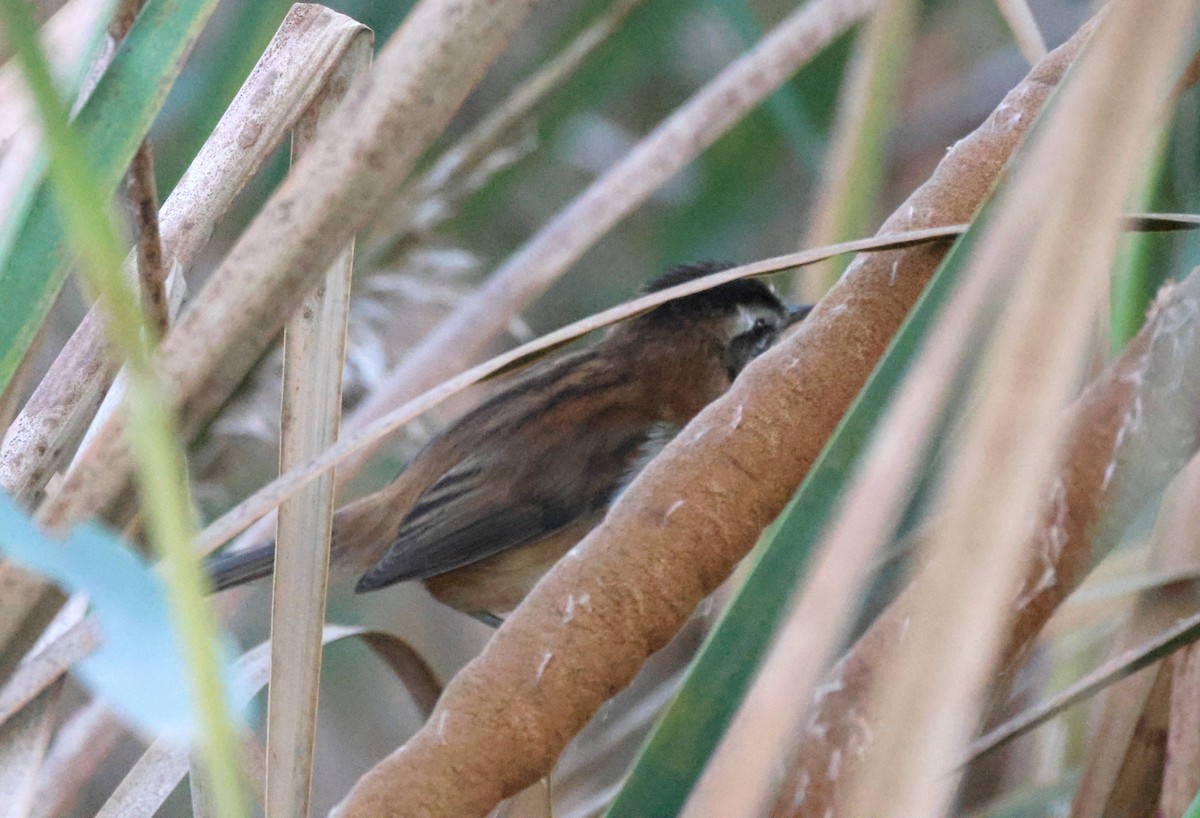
[0,493,243,739]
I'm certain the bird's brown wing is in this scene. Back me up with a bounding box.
[354,413,662,594]
[353,451,585,592]
[353,344,669,594]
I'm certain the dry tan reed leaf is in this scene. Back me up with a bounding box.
[37,0,544,532]
[994,0,1048,64]
[331,16,1093,818]
[1070,660,1171,817]
[808,3,1193,814]
[0,575,66,757]
[0,564,54,659]
[1129,213,1200,230]
[1069,450,1200,817]
[0,594,82,818]
[1144,452,1200,815]
[0,599,89,816]
[30,701,124,818]
[847,0,1187,810]
[0,619,97,728]
[785,234,1200,816]
[265,30,371,818]
[1068,624,1180,816]
[964,603,1200,764]
[0,4,375,508]
[0,683,62,818]
[1058,567,1200,613]
[1163,645,1200,815]
[1101,662,1172,816]
[93,731,192,818]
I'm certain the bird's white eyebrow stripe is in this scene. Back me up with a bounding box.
[732,304,777,336]
[734,305,755,334]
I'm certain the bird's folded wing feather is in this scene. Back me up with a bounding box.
[354,455,580,591]
[355,350,660,593]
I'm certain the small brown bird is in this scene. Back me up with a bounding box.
[208,263,807,625]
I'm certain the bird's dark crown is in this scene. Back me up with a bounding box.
[641,262,783,322]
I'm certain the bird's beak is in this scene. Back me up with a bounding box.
[785,303,814,327]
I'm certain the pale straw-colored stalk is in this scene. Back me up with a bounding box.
[264,24,371,818]
[847,2,1194,815]
[797,0,917,300]
[1068,450,1200,818]
[994,0,1048,64]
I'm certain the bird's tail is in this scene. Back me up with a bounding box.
[204,490,400,592]
[205,543,275,592]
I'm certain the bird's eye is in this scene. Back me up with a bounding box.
[753,317,769,331]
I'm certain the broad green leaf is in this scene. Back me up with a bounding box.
[0,0,222,394]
